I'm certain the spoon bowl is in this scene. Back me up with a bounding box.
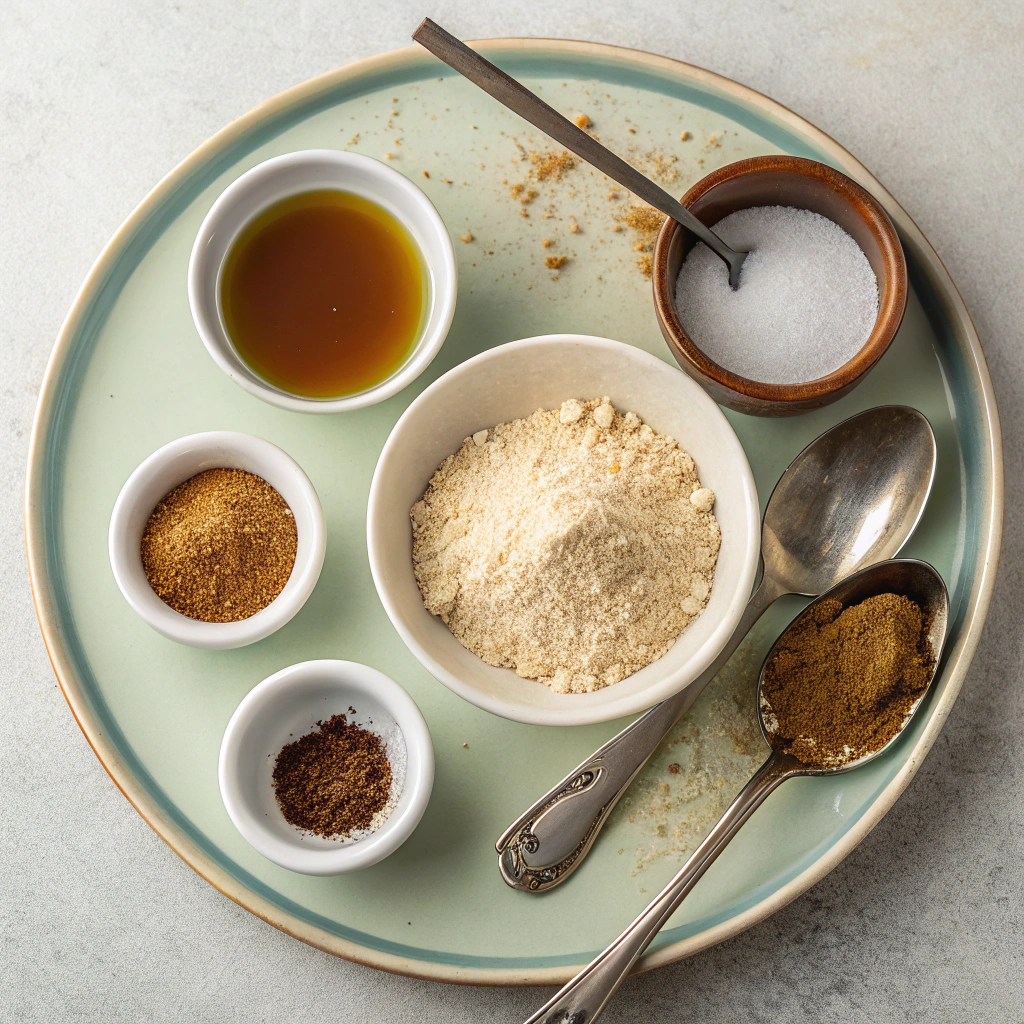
[757,557,950,773]
[761,405,937,597]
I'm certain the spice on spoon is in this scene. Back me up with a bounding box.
[760,592,933,769]
[140,468,296,622]
[273,714,394,838]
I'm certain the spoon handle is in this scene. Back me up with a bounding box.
[496,573,785,892]
[412,18,746,284]
[522,751,802,1024]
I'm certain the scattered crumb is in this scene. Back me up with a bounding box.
[422,170,430,178]
[347,133,360,145]
[616,638,767,875]
[520,209,530,218]
[442,177,453,184]
[574,113,592,129]
[618,206,667,275]
[607,191,619,200]
[542,238,553,248]
[628,127,636,134]
[529,149,576,181]
[462,743,469,749]
[510,182,524,198]
[385,152,395,160]
[680,130,690,141]
[545,255,567,269]
[460,231,474,243]
[611,224,622,233]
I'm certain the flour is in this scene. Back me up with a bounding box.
[411,398,721,694]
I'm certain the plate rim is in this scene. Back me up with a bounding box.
[24,37,1004,986]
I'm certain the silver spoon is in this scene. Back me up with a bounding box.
[496,405,936,892]
[523,557,949,1024]
[412,18,749,288]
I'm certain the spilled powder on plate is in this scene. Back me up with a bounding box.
[674,205,879,384]
[615,636,768,875]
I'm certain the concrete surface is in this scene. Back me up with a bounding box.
[2,1,1022,1020]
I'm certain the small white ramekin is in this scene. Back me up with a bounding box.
[109,431,326,649]
[188,149,457,413]
[218,660,434,875]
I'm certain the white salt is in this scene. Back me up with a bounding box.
[674,205,879,385]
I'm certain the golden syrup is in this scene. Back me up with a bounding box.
[221,189,426,398]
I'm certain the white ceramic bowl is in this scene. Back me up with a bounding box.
[188,149,457,412]
[109,431,326,649]
[218,660,434,875]
[367,335,761,727]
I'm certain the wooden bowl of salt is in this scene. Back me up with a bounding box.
[652,155,907,417]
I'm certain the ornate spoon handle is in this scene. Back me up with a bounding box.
[496,574,784,892]
[522,751,802,1024]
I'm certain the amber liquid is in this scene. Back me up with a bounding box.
[221,189,427,399]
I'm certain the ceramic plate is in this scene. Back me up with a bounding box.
[26,40,1001,985]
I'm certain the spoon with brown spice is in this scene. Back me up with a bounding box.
[522,557,948,1024]
[498,405,936,893]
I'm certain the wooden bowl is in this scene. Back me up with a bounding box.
[652,156,908,416]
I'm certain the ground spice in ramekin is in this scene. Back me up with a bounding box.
[140,468,297,622]
[272,714,394,838]
[760,592,933,769]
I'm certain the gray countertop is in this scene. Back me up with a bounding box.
[2,1,1022,1020]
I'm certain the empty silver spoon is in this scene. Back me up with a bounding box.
[497,405,936,892]
[412,18,749,288]
[523,557,949,1024]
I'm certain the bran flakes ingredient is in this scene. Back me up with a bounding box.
[410,398,721,694]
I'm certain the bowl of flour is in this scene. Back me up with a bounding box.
[367,335,760,727]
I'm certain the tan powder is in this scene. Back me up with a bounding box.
[411,399,721,694]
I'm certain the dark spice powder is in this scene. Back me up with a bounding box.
[140,468,297,623]
[761,592,933,770]
[272,714,393,838]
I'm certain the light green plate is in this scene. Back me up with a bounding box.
[26,40,1002,985]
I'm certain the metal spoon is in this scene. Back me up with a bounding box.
[412,18,749,288]
[497,406,936,893]
[523,557,949,1024]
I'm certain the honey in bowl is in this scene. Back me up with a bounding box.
[220,189,427,399]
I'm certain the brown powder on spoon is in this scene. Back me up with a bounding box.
[760,593,933,769]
